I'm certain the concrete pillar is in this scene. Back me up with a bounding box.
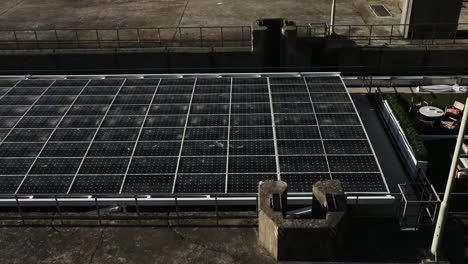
[400,0,463,39]
[280,25,297,71]
[258,180,348,261]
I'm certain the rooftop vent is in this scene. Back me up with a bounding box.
[370,5,392,17]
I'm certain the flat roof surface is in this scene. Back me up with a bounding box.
[0,73,389,198]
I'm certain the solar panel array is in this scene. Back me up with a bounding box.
[0,74,389,195]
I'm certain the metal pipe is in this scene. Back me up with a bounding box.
[430,97,468,259]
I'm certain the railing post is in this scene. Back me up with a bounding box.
[15,196,25,225]
[117,29,120,48]
[174,194,180,226]
[220,27,224,47]
[96,30,101,48]
[75,30,80,49]
[55,195,63,225]
[34,30,39,49]
[157,28,162,47]
[136,29,141,48]
[135,195,141,225]
[431,24,436,45]
[13,30,19,49]
[54,30,59,49]
[215,195,219,226]
[95,197,102,225]
[368,25,373,45]
[200,27,203,47]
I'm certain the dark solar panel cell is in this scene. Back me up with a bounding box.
[231,85,268,93]
[175,174,225,193]
[27,106,68,116]
[141,128,184,141]
[30,158,81,174]
[230,127,273,140]
[279,156,328,172]
[6,88,47,96]
[229,140,275,155]
[328,156,379,172]
[272,93,310,103]
[60,116,103,128]
[187,115,228,127]
[160,78,195,85]
[317,114,360,126]
[0,143,43,157]
[124,79,160,86]
[145,115,186,127]
[306,76,341,83]
[88,79,124,87]
[184,127,227,140]
[230,114,271,126]
[0,176,23,193]
[179,157,226,173]
[190,104,229,115]
[0,96,39,105]
[82,86,119,95]
[231,103,270,114]
[0,158,34,174]
[45,87,83,96]
[129,157,178,174]
[332,173,386,192]
[16,117,61,128]
[150,104,189,115]
[231,94,269,103]
[96,128,140,141]
[69,175,124,194]
[18,176,73,194]
[281,173,330,192]
[157,85,194,94]
[313,103,355,113]
[196,78,231,85]
[134,141,181,156]
[232,77,267,85]
[192,94,229,104]
[310,93,350,103]
[88,142,134,157]
[50,129,96,142]
[194,85,230,94]
[153,95,191,104]
[227,174,277,193]
[182,141,227,156]
[108,105,148,115]
[102,116,144,127]
[274,114,316,126]
[269,77,305,85]
[120,86,156,95]
[0,80,19,87]
[75,95,113,105]
[307,83,346,92]
[320,126,366,139]
[0,129,8,141]
[122,174,174,193]
[114,95,152,105]
[36,96,76,105]
[276,126,320,139]
[270,85,308,93]
[273,103,313,113]
[68,105,108,116]
[277,140,323,155]
[41,143,89,157]
[324,140,372,154]
[0,117,20,128]
[6,129,53,142]
[17,79,54,87]
[0,88,10,96]
[229,156,276,173]
[79,158,130,174]
[51,79,89,87]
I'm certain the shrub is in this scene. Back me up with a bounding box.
[385,94,429,160]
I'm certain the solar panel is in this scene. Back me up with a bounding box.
[0,73,389,196]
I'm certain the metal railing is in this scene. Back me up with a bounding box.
[0,26,252,50]
[302,22,468,46]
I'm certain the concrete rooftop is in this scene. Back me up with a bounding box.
[0,0,402,29]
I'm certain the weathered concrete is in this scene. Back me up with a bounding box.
[258,180,348,261]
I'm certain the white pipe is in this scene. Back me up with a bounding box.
[430,98,468,259]
[330,0,336,35]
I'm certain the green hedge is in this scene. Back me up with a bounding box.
[385,94,428,160]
